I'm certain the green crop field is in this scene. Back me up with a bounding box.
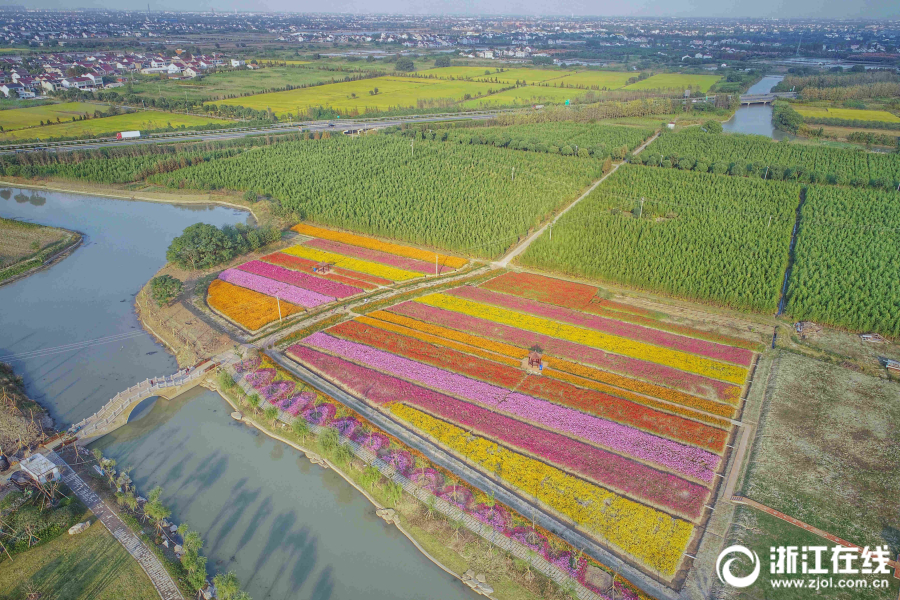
[459,85,590,108]
[0,102,108,132]
[787,185,900,337]
[793,105,900,122]
[128,67,350,102]
[519,165,800,311]
[148,134,602,258]
[0,110,223,141]
[208,75,499,115]
[416,66,562,83]
[624,73,722,92]
[555,71,637,90]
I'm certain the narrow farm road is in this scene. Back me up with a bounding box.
[494,131,660,268]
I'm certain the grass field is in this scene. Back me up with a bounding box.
[418,66,569,84]
[459,85,590,108]
[0,514,159,600]
[624,73,721,92]
[128,67,349,102]
[209,75,499,114]
[0,216,69,267]
[793,105,900,122]
[0,102,107,132]
[255,59,311,65]
[742,351,900,554]
[0,110,223,141]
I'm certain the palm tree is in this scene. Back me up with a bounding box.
[247,394,261,414]
[144,487,171,535]
[264,405,278,427]
[292,418,309,443]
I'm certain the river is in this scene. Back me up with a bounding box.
[722,75,794,140]
[0,188,472,600]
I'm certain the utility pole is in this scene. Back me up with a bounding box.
[276,295,282,323]
[511,167,515,181]
[764,166,769,180]
[549,224,552,241]
[411,137,414,156]
[638,197,644,219]
[767,215,772,229]
[435,253,438,276]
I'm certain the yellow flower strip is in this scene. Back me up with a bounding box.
[292,223,469,269]
[392,403,693,576]
[282,244,421,282]
[207,279,302,331]
[416,293,748,385]
[355,315,524,368]
[369,309,733,421]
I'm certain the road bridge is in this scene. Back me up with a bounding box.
[69,361,214,443]
[739,91,798,105]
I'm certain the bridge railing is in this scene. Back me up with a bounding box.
[71,365,210,436]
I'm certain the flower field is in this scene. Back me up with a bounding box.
[284,272,755,580]
[208,225,457,331]
[233,354,656,599]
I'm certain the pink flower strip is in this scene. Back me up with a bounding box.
[289,344,708,519]
[218,268,333,308]
[448,286,753,367]
[387,301,740,402]
[301,332,719,482]
[237,260,362,298]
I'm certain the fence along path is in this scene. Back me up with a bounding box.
[70,365,209,438]
[225,362,608,600]
[45,451,185,600]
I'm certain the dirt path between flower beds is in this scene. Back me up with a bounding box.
[494,132,660,269]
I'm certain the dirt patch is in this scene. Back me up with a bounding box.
[0,363,53,458]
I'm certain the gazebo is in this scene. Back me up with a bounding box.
[312,261,333,274]
[528,351,543,368]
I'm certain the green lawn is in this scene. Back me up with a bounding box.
[0,512,159,600]
[0,102,107,132]
[0,110,223,141]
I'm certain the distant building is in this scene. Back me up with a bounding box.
[231,59,246,67]
[20,454,61,484]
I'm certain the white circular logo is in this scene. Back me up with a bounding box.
[716,545,761,588]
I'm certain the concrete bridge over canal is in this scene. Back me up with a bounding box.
[739,91,798,105]
[69,361,215,443]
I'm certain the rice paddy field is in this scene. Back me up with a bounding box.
[0,101,107,132]
[207,223,468,331]
[624,74,722,92]
[129,67,349,102]
[0,110,223,141]
[793,105,900,122]
[283,269,756,581]
[208,75,500,115]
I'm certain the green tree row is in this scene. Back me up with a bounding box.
[645,127,900,190]
[390,121,655,160]
[167,223,281,270]
[519,165,800,312]
[149,134,603,259]
[787,185,900,338]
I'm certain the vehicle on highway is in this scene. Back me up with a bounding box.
[116,131,141,140]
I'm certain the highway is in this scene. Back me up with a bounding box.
[0,109,522,155]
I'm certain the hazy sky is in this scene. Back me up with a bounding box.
[20,0,900,19]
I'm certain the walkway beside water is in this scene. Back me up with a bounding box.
[45,450,185,600]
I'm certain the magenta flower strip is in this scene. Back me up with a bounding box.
[237,259,362,299]
[289,344,708,518]
[218,268,333,308]
[305,238,438,274]
[448,286,753,367]
[300,333,718,482]
[388,301,740,402]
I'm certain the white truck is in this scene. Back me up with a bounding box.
[116,131,141,140]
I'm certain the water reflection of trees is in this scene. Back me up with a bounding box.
[12,192,46,206]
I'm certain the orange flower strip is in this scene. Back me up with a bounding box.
[207,279,302,331]
[292,222,468,269]
[327,319,729,452]
[367,310,734,418]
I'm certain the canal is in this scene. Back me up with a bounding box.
[723,75,794,140]
[0,188,472,600]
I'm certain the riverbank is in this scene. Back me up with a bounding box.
[0,177,272,227]
[0,216,82,287]
[208,372,565,600]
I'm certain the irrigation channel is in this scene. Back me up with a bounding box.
[723,75,795,139]
[0,188,475,600]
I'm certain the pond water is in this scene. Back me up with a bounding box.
[0,188,473,600]
[722,75,794,140]
[94,388,471,600]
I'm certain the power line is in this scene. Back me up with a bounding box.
[0,331,149,362]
